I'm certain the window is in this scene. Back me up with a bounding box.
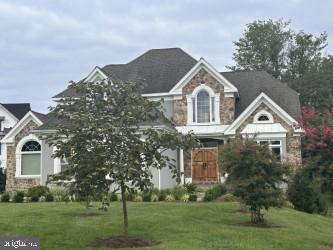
[60,157,69,172]
[254,111,273,123]
[20,140,41,176]
[193,90,215,123]
[258,140,282,160]
[258,115,269,121]
[197,91,210,122]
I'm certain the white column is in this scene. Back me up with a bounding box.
[215,93,220,124]
[186,95,192,125]
[180,149,184,184]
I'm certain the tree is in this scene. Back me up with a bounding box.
[290,56,333,110]
[46,79,198,234]
[229,19,327,83]
[297,107,333,193]
[228,19,291,78]
[220,138,290,224]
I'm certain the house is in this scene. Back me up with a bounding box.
[0,103,31,170]
[1,48,302,192]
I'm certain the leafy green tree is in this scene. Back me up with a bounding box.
[220,138,290,224]
[290,57,333,110]
[46,79,198,234]
[228,19,291,78]
[229,19,327,83]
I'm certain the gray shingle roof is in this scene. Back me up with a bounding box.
[2,103,31,120]
[47,48,301,130]
[221,71,301,119]
[54,48,197,98]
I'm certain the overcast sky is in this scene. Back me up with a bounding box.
[1,0,332,112]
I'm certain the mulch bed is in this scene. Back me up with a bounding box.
[89,235,161,249]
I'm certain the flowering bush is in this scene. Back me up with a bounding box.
[296,107,333,193]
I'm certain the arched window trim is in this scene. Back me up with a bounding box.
[253,110,274,124]
[187,85,220,125]
[15,135,42,178]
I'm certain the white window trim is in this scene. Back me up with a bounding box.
[15,135,42,178]
[254,110,274,124]
[187,85,220,125]
[257,139,284,161]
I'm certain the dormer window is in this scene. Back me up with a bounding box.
[254,110,274,124]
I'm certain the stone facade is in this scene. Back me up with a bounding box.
[173,68,235,126]
[235,103,302,167]
[6,120,40,193]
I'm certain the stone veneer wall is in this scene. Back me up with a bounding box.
[5,120,40,193]
[173,68,235,126]
[235,103,302,167]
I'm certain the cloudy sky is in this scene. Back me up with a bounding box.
[1,0,332,112]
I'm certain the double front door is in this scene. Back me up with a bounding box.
[192,148,218,183]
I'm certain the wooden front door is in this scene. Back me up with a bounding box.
[192,148,218,183]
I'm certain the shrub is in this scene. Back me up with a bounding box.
[283,200,295,209]
[158,190,167,201]
[39,196,46,202]
[31,195,39,202]
[1,192,10,202]
[181,194,189,202]
[223,193,236,202]
[165,194,175,202]
[50,188,69,202]
[125,192,134,201]
[143,192,152,202]
[184,183,197,194]
[203,184,227,201]
[189,194,197,202]
[110,193,118,202]
[27,186,50,198]
[288,169,329,215]
[24,197,31,203]
[149,188,160,196]
[0,168,6,193]
[171,186,187,200]
[151,193,158,202]
[133,194,143,202]
[46,193,54,202]
[14,191,25,203]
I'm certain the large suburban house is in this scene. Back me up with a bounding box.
[0,103,31,169]
[1,48,303,192]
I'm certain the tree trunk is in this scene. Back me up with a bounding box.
[120,182,128,235]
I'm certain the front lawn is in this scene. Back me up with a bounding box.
[0,202,333,249]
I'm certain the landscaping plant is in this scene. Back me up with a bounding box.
[221,138,290,224]
[45,78,199,235]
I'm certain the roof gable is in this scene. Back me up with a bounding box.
[224,92,302,135]
[0,103,30,120]
[1,111,44,143]
[169,58,238,94]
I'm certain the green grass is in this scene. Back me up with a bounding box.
[0,202,333,250]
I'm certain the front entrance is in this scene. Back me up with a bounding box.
[192,148,218,183]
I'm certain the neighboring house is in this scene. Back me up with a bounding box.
[1,48,303,192]
[0,103,31,170]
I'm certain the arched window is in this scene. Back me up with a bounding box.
[258,114,269,121]
[254,111,274,124]
[197,90,210,123]
[20,140,41,176]
[192,90,215,123]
